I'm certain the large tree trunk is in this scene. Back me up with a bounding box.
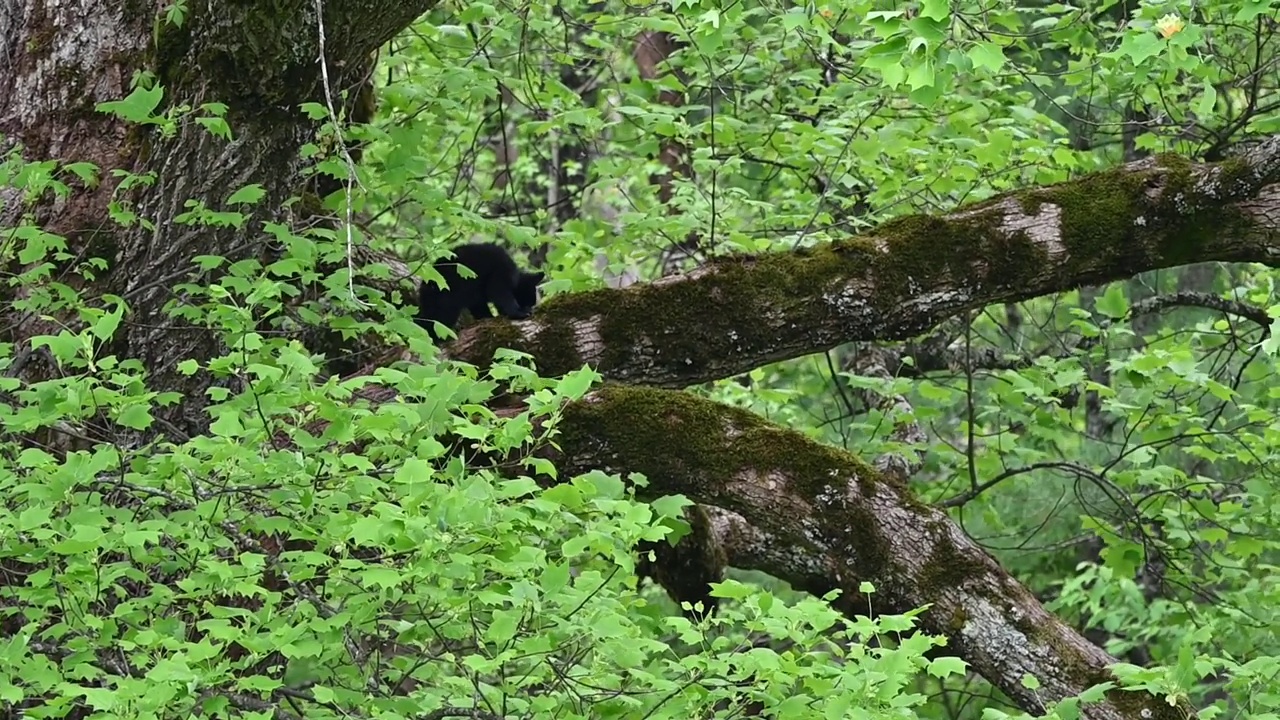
[0,0,432,436]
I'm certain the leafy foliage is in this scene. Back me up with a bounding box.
[7,0,1280,717]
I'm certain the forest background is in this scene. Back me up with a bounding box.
[3,0,1280,719]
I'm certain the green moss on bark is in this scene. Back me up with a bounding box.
[557,384,901,581]
[470,151,1261,401]
[559,384,863,494]
[472,202,1053,378]
[918,521,991,597]
[1012,606,1195,719]
[1035,171,1147,256]
[845,210,1048,309]
[1018,154,1253,278]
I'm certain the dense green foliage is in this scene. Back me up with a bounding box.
[5,0,1280,717]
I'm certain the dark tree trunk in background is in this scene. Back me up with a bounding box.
[0,0,432,437]
[633,29,702,272]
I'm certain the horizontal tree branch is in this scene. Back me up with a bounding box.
[448,140,1280,389]
[544,384,1193,720]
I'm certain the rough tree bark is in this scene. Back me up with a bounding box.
[0,0,433,435]
[450,145,1280,388]
[542,385,1183,720]
[3,2,1274,720]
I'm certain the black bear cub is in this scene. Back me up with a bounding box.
[415,243,545,341]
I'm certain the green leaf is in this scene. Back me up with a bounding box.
[1235,0,1274,22]
[196,116,233,140]
[227,184,266,205]
[919,0,949,21]
[650,494,692,519]
[1078,682,1116,703]
[1094,284,1129,319]
[116,404,154,430]
[557,366,600,400]
[781,9,808,30]
[1055,697,1081,720]
[361,566,403,590]
[96,84,164,124]
[880,61,906,88]
[541,561,570,593]
[280,638,324,659]
[394,457,435,487]
[209,411,245,437]
[1196,81,1217,119]
[487,609,521,644]
[968,42,1006,73]
[653,514,692,545]
[14,226,67,264]
[89,298,125,341]
[1116,31,1164,64]
[29,332,82,364]
[862,40,909,88]
[907,62,935,90]
[927,656,968,678]
[61,162,100,187]
[910,80,944,105]
[708,580,753,600]
[542,483,584,509]
[0,682,22,704]
[1259,316,1280,355]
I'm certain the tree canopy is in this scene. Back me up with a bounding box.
[3,1,1280,720]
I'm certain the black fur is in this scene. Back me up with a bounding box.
[416,243,545,340]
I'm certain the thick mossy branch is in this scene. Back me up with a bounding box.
[452,142,1280,389]
[547,385,1192,720]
